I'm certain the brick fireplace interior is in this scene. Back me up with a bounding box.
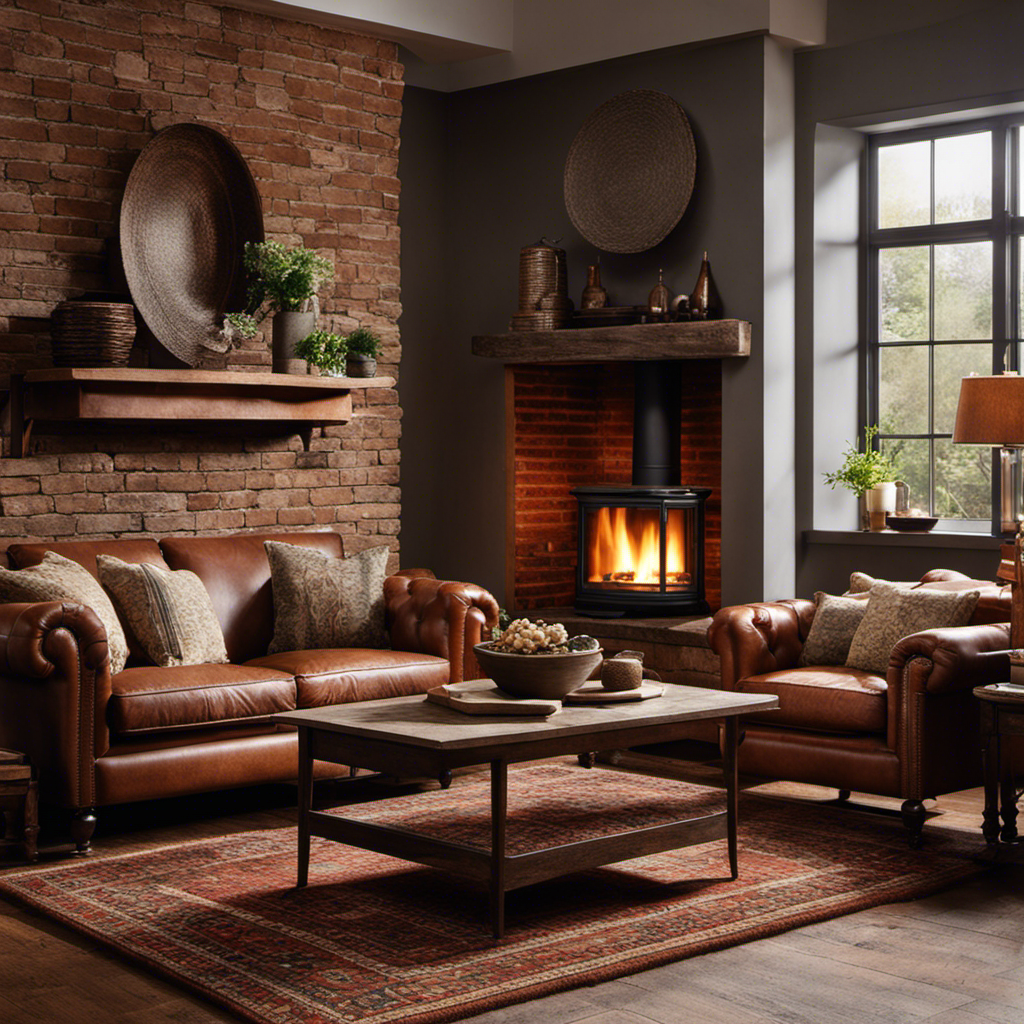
[509,359,722,614]
[0,0,403,565]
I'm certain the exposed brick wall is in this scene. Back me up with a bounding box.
[512,361,722,613]
[0,0,403,562]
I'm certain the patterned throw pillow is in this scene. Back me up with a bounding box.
[799,592,869,666]
[96,555,229,668]
[265,541,389,653]
[0,551,129,674]
[845,581,980,676]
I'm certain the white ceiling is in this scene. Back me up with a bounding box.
[227,0,825,89]
[225,0,1004,92]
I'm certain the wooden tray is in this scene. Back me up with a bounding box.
[425,679,561,717]
[563,681,664,704]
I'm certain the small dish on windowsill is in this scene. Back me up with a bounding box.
[886,512,939,533]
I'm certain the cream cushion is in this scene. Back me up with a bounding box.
[97,555,229,668]
[845,581,980,676]
[0,551,129,674]
[265,541,389,653]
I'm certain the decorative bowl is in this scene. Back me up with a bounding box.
[886,514,939,533]
[473,642,603,699]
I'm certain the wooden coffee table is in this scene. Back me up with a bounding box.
[274,684,778,937]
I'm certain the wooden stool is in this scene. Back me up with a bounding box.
[0,749,39,862]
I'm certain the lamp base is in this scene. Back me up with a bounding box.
[1000,448,1023,533]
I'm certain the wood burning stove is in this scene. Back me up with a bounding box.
[572,360,711,617]
[572,485,710,616]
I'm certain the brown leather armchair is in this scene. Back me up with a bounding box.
[705,570,1012,845]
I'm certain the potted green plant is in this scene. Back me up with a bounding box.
[295,329,346,376]
[823,425,901,530]
[222,241,334,374]
[344,326,382,378]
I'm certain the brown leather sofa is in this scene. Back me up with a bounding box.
[704,570,1012,845]
[0,531,499,851]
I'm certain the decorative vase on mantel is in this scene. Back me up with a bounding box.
[580,264,607,309]
[272,310,316,374]
[689,251,723,320]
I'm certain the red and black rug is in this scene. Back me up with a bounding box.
[0,763,984,1024]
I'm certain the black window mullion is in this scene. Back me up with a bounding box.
[993,127,1009,373]
[865,138,879,435]
[928,241,936,515]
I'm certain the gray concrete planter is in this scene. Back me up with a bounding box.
[272,310,316,374]
[345,355,377,378]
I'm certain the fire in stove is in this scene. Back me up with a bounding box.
[572,485,709,616]
[587,506,691,591]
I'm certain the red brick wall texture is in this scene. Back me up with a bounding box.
[0,0,402,560]
[512,361,722,613]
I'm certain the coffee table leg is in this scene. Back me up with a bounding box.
[490,758,508,939]
[297,727,312,887]
[723,718,739,879]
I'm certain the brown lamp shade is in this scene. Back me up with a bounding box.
[952,374,1024,446]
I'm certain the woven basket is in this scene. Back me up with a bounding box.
[514,241,572,330]
[564,90,696,254]
[120,123,264,366]
[50,301,136,367]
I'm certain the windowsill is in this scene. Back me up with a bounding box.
[805,529,1004,549]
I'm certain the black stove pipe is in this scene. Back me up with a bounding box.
[632,360,681,486]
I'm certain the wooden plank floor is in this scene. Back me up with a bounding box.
[0,770,1021,1024]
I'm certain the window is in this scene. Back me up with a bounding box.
[868,118,1023,530]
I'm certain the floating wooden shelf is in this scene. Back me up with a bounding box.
[7,368,394,458]
[472,319,751,363]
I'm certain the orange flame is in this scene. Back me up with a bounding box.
[587,507,686,584]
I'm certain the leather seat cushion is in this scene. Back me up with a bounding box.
[109,663,297,735]
[248,648,450,708]
[736,666,886,733]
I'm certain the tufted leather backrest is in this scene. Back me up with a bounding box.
[159,531,343,664]
[7,538,169,580]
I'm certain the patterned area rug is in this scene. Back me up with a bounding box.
[0,763,984,1024]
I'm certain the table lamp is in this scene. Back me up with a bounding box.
[952,372,1024,534]
[954,372,1024,648]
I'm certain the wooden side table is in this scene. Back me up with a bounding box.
[974,684,1024,845]
[0,749,39,862]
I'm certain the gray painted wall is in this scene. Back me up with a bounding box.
[794,4,1024,596]
[399,5,1021,607]
[399,36,769,604]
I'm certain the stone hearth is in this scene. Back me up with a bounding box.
[526,608,719,688]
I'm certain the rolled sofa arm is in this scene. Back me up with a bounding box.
[0,601,112,809]
[707,599,815,690]
[887,622,1011,799]
[384,574,500,683]
[889,623,1011,697]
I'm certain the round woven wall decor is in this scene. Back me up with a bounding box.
[564,90,696,254]
[120,124,264,366]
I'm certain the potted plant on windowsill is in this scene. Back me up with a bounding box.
[221,241,334,374]
[344,326,382,378]
[295,329,346,376]
[824,425,901,531]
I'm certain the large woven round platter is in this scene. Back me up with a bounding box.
[120,124,264,366]
[564,89,696,254]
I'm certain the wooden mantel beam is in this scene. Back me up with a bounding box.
[472,319,751,364]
